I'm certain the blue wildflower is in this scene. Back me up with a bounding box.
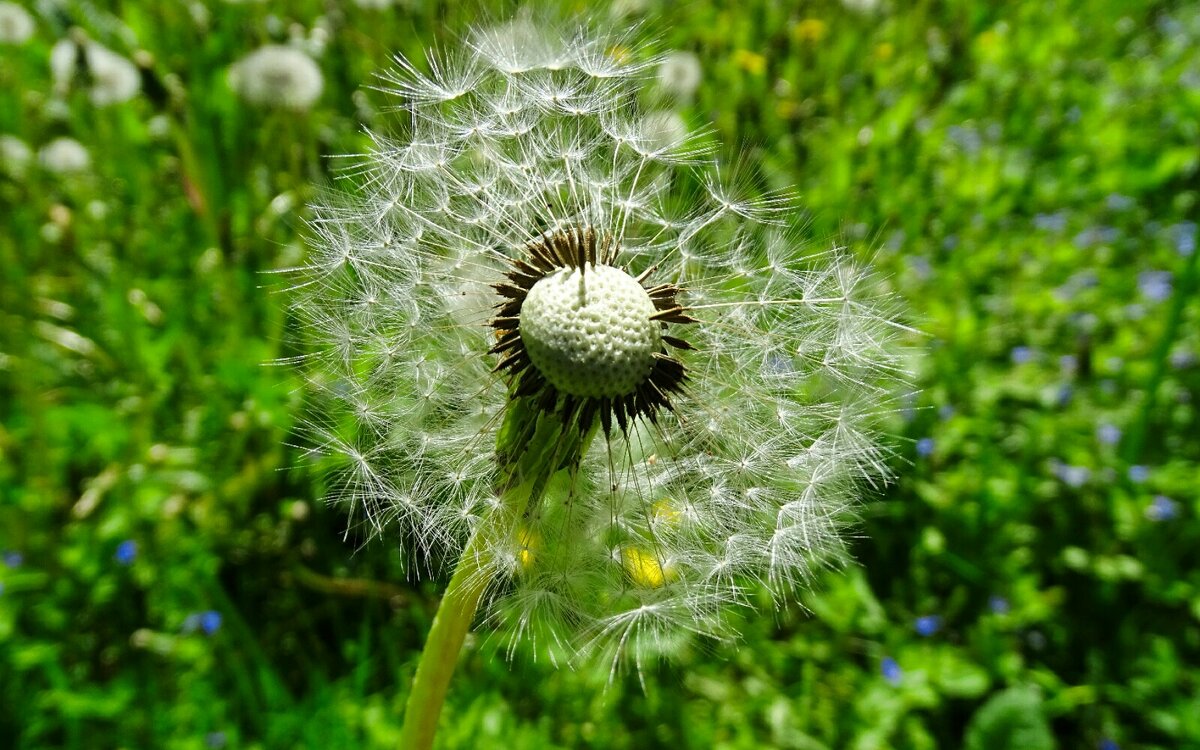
[3,551,22,569]
[1145,496,1178,522]
[1011,346,1034,365]
[988,595,1010,614]
[205,732,227,749]
[1055,383,1073,408]
[1104,194,1134,212]
[115,540,137,565]
[183,610,223,636]
[1099,739,1119,750]
[881,656,902,685]
[1059,354,1077,374]
[1167,221,1196,256]
[938,404,955,420]
[1127,465,1149,483]
[199,610,222,635]
[914,615,942,637]
[1096,423,1121,446]
[1072,225,1117,249]
[916,438,935,458]
[1170,350,1196,369]
[1137,271,1173,303]
[906,256,932,280]
[1033,212,1067,233]
[1052,461,1090,488]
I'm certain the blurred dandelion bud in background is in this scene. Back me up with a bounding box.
[228,44,323,110]
[50,31,141,106]
[38,136,90,174]
[0,1,33,45]
[289,15,907,748]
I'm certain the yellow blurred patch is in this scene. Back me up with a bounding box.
[733,50,767,76]
[792,19,828,43]
[607,44,632,64]
[874,42,895,61]
[652,499,682,524]
[621,546,676,588]
[517,527,540,570]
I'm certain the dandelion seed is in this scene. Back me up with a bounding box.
[0,1,33,45]
[229,44,323,110]
[51,34,141,106]
[290,17,907,746]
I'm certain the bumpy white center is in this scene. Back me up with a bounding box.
[520,264,660,398]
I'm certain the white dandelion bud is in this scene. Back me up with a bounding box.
[289,17,908,748]
[228,44,323,110]
[0,1,34,45]
[50,35,141,106]
[38,137,90,174]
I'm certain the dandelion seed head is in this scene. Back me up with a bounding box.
[229,44,323,110]
[0,1,33,45]
[657,50,702,99]
[38,137,90,174]
[51,36,141,106]
[1,134,32,177]
[291,16,908,667]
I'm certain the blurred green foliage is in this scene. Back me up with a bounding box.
[2,0,1198,748]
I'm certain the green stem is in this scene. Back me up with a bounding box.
[397,476,536,750]
[398,398,595,748]
[1122,234,1198,465]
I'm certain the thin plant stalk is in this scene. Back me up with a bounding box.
[399,407,589,749]
[1123,232,1198,465]
[396,508,512,750]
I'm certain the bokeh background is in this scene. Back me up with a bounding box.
[2,0,1198,748]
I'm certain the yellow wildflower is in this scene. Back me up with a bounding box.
[621,546,676,588]
[733,49,767,75]
[792,19,828,43]
[517,527,540,569]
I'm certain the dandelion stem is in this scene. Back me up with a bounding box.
[399,400,584,750]
[398,477,534,750]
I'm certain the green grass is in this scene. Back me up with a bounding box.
[2,1,1198,748]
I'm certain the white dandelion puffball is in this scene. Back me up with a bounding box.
[657,50,702,99]
[39,137,90,174]
[293,19,906,665]
[50,38,142,106]
[841,0,883,14]
[1,134,32,176]
[0,1,34,45]
[229,44,323,110]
